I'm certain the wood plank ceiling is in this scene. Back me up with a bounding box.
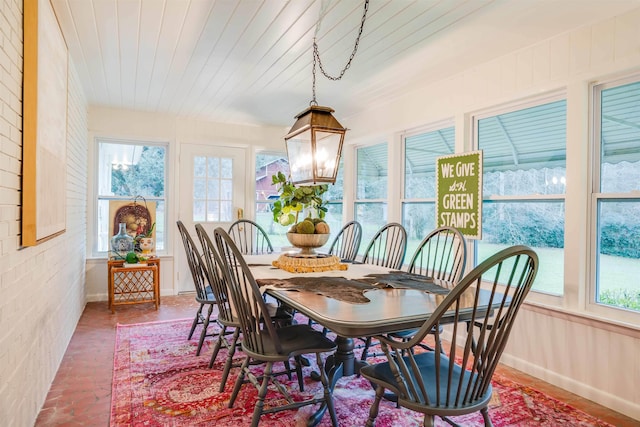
[50,0,640,128]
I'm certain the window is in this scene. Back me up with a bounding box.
[193,156,233,222]
[402,125,455,256]
[324,157,345,237]
[593,77,640,314]
[355,142,388,249]
[255,153,290,249]
[475,96,566,294]
[96,140,167,254]
[254,152,344,249]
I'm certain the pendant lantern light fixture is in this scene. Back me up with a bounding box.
[285,0,369,185]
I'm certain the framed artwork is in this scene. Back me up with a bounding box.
[109,200,157,241]
[22,0,68,246]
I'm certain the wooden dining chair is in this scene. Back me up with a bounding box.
[228,219,274,255]
[176,221,217,356]
[407,226,467,282]
[361,226,467,360]
[358,222,408,358]
[361,222,407,269]
[213,227,338,427]
[198,224,304,391]
[360,245,539,427]
[327,220,362,262]
[195,224,241,391]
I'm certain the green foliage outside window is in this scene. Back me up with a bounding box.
[111,146,165,197]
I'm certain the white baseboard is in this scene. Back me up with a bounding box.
[500,353,640,421]
[86,287,177,303]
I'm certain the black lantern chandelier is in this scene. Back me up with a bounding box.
[285,0,370,185]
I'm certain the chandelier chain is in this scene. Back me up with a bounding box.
[311,0,369,105]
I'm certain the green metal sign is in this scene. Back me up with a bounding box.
[435,150,483,239]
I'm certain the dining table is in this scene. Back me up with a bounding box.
[245,252,498,427]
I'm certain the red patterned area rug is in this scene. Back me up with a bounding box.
[111,319,613,427]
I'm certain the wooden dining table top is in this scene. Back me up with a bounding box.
[245,253,490,338]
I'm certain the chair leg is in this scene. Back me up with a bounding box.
[423,415,435,427]
[188,303,204,339]
[294,356,305,392]
[481,407,494,427]
[229,356,249,408]
[196,303,214,356]
[314,352,337,427]
[283,360,293,380]
[250,361,273,427]
[365,384,385,427]
[208,326,226,369]
[218,328,240,393]
[360,337,372,361]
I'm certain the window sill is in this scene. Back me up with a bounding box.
[523,300,640,338]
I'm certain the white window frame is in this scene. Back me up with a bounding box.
[354,141,389,247]
[401,120,456,257]
[471,91,567,303]
[588,73,640,325]
[90,137,169,258]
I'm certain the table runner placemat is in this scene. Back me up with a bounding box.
[360,271,451,295]
[258,272,451,304]
[258,276,374,304]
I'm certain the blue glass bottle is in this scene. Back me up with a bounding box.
[111,222,134,258]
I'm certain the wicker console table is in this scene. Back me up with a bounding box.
[108,258,160,313]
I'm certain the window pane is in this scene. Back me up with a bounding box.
[221,158,233,179]
[154,201,165,251]
[255,202,288,249]
[208,157,219,178]
[357,143,387,199]
[256,153,289,200]
[98,143,166,198]
[405,127,454,199]
[479,100,566,196]
[325,202,344,241]
[221,180,232,200]
[600,80,640,193]
[595,79,640,313]
[355,202,387,255]
[325,158,344,202]
[194,156,233,222]
[478,201,564,294]
[194,156,206,177]
[255,153,291,246]
[220,201,233,222]
[596,200,640,311]
[207,201,219,221]
[477,99,566,295]
[207,179,219,199]
[402,202,436,256]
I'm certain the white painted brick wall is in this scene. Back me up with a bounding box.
[0,1,88,425]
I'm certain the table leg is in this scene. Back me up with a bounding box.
[307,335,368,427]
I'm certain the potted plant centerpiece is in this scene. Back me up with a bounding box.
[271,171,331,255]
